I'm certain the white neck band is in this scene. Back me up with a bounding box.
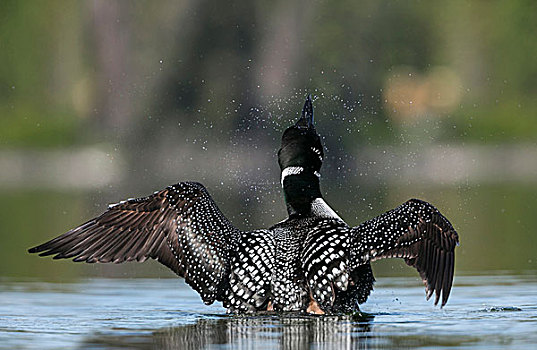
[280,166,304,186]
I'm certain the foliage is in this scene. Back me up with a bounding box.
[1,1,536,148]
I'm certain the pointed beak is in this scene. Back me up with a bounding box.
[295,94,314,129]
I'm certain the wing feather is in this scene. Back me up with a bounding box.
[351,199,459,307]
[29,181,240,304]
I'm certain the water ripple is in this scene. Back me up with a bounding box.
[1,274,536,349]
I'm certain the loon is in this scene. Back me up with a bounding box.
[29,95,459,314]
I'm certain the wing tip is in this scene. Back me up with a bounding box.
[424,276,455,308]
[28,245,49,255]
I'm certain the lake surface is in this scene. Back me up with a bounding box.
[1,273,536,349]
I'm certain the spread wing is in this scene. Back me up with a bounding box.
[28,181,241,304]
[350,199,459,307]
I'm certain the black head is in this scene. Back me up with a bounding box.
[278,95,324,172]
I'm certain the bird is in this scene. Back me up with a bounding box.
[29,95,459,314]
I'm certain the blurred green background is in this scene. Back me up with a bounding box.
[1,0,536,281]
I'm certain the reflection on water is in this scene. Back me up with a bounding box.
[2,275,536,349]
[82,314,373,350]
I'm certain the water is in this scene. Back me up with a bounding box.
[1,274,536,349]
